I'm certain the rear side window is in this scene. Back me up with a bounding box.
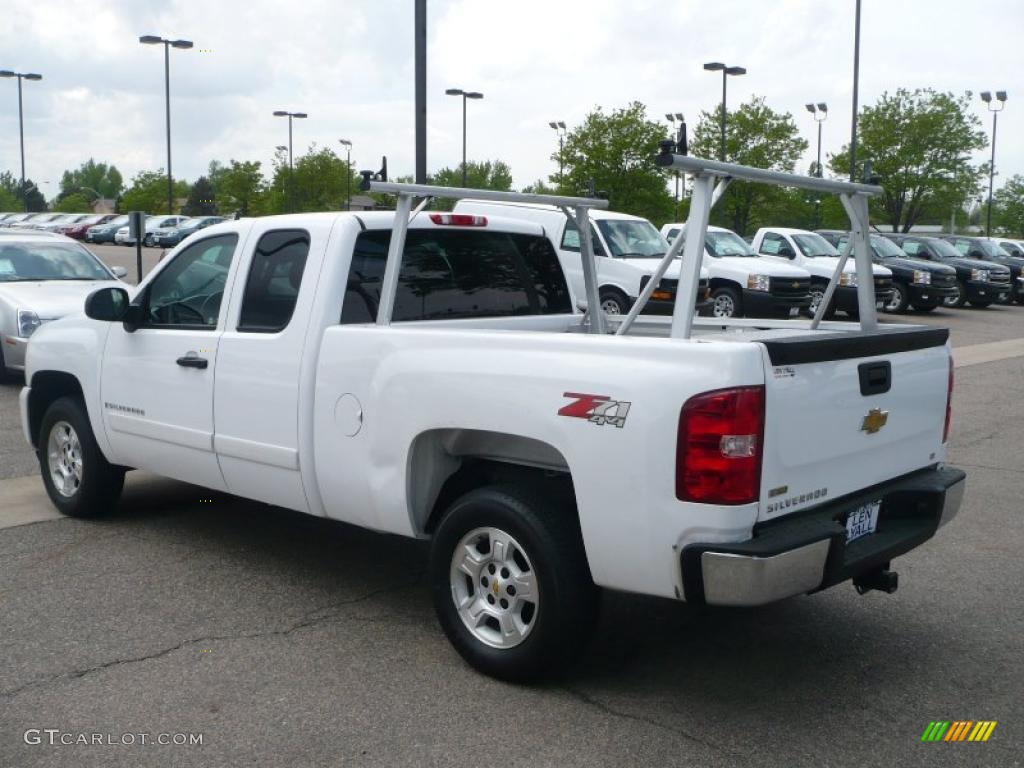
[238,229,310,332]
[341,229,572,323]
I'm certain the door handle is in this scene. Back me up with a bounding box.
[176,352,208,370]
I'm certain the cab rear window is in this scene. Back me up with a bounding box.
[341,229,572,323]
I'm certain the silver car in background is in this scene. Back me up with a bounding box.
[0,231,127,380]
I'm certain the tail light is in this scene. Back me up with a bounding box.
[676,386,764,505]
[429,213,487,227]
[943,356,954,443]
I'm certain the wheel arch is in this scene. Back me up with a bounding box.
[27,371,86,449]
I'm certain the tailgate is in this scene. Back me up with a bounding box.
[757,327,950,522]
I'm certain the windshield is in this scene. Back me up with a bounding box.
[929,239,960,259]
[792,233,839,257]
[705,231,756,257]
[594,219,667,258]
[870,235,905,258]
[980,240,1011,258]
[0,242,112,281]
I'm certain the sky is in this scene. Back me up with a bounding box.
[1,0,1021,204]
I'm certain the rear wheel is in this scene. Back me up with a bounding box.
[38,397,124,518]
[882,282,908,313]
[429,485,598,682]
[710,285,742,318]
[944,280,967,308]
[598,288,628,316]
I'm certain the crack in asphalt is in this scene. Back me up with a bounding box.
[559,685,743,758]
[0,575,423,700]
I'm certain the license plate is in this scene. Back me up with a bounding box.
[846,500,880,543]
[789,307,799,317]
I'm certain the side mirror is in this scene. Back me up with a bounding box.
[111,266,128,279]
[778,245,796,259]
[84,286,130,322]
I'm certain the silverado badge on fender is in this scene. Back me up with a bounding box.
[861,408,889,434]
[558,392,631,428]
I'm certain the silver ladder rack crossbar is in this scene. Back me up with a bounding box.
[369,181,609,332]
[646,154,884,339]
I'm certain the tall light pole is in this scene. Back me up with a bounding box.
[445,88,483,186]
[665,113,685,203]
[981,91,1008,238]
[339,139,353,210]
[850,0,862,182]
[703,62,745,161]
[139,36,192,215]
[0,70,43,211]
[273,110,307,212]
[548,121,566,184]
[805,102,828,177]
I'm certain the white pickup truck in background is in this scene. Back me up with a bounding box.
[750,227,894,318]
[660,223,813,318]
[455,201,710,316]
[20,164,965,682]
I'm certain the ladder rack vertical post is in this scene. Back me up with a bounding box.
[376,192,415,325]
[671,173,716,339]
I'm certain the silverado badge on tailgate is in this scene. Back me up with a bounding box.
[558,392,631,428]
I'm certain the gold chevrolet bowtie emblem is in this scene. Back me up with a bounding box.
[861,408,889,434]
[792,281,799,288]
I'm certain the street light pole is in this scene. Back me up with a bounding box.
[339,139,352,210]
[139,36,193,215]
[665,113,685,202]
[446,88,483,186]
[548,121,566,184]
[0,70,43,211]
[273,110,308,212]
[850,0,862,182]
[703,63,745,161]
[805,103,828,177]
[981,90,1008,237]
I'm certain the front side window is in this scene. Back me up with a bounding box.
[901,239,922,256]
[0,242,112,282]
[559,218,606,255]
[759,232,787,256]
[952,239,970,255]
[143,234,238,329]
[341,229,571,323]
[238,230,310,332]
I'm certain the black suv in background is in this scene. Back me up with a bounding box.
[883,235,1012,307]
[940,235,1023,304]
[816,230,957,313]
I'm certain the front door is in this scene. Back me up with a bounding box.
[100,232,242,490]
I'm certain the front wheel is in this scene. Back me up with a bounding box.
[38,396,124,518]
[143,233,155,247]
[804,283,835,319]
[911,303,938,313]
[598,288,628,316]
[429,485,598,682]
[710,285,742,318]
[882,282,908,313]
[944,280,967,308]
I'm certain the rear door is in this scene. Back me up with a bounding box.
[756,329,950,522]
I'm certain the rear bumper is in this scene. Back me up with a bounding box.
[680,465,966,606]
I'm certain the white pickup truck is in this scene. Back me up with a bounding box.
[750,227,894,318]
[21,163,965,682]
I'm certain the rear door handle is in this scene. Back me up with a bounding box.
[176,352,208,370]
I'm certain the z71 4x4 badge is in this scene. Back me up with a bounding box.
[558,392,631,428]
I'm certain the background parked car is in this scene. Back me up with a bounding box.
[996,238,1024,258]
[10,213,61,230]
[941,235,1024,304]
[881,234,1012,307]
[115,215,187,246]
[85,214,130,244]
[152,216,225,247]
[59,214,118,240]
[32,213,92,232]
[0,232,127,381]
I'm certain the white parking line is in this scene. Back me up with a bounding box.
[0,474,63,530]
[953,338,1024,369]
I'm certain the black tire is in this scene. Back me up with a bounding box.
[911,303,938,313]
[709,285,743,318]
[598,287,628,316]
[429,484,599,683]
[969,300,992,308]
[143,233,155,248]
[804,282,835,319]
[944,280,968,308]
[37,396,124,518]
[882,282,909,314]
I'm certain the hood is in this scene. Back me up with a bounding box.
[885,256,956,274]
[0,279,120,320]
[711,255,809,277]
[802,256,893,277]
[944,256,1010,276]
[619,257,710,281]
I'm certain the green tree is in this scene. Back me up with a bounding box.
[267,145,359,214]
[690,97,808,235]
[429,160,514,210]
[53,193,91,213]
[213,160,266,216]
[0,171,21,210]
[555,102,674,224]
[829,89,987,233]
[994,175,1024,237]
[120,170,189,214]
[182,176,217,215]
[58,159,124,202]
[520,178,559,195]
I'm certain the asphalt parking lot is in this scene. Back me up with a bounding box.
[1,253,1022,767]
